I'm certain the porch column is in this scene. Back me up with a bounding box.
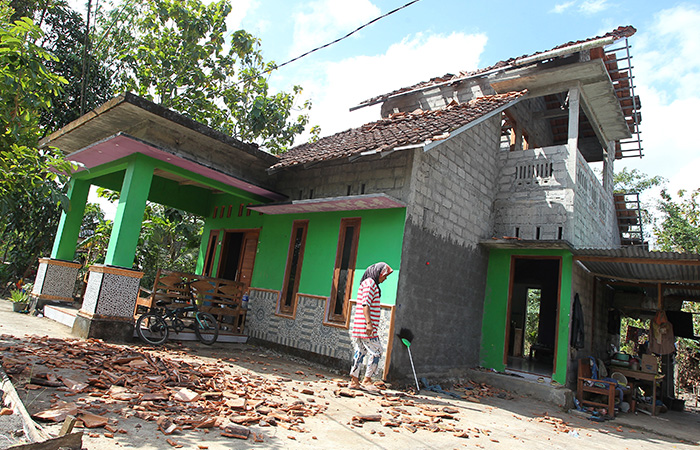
[51,178,90,261]
[564,86,580,243]
[74,155,153,342]
[104,155,155,268]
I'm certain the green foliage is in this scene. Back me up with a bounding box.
[0,11,73,288]
[97,0,311,154]
[75,203,112,268]
[654,189,700,254]
[613,167,666,194]
[524,288,540,357]
[137,203,203,288]
[12,0,114,132]
[9,288,28,302]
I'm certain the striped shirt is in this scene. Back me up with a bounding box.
[352,278,381,338]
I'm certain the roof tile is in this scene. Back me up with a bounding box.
[273,91,525,170]
[356,26,636,108]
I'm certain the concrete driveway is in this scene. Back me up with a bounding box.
[1,299,698,450]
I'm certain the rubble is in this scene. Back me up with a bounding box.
[0,333,530,444]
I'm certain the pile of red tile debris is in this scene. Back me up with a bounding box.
[0,334,528,445]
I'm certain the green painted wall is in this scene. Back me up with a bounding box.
[200,207,406,305]
[480,248,573,384]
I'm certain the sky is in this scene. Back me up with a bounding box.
[74,0,700,229]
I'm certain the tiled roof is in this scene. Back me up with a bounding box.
[355,26,637,109]
[271,91,525,170]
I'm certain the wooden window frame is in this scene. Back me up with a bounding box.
[326,218,361,325]
[278,220,309,317]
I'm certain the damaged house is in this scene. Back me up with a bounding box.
[33,25,700,401]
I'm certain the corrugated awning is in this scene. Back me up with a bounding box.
[574,247,700,301]
[247,193,405,215]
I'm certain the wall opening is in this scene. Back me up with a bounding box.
[506,257,561,377]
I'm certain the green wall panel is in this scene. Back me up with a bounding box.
[480,248,572,385]
[202,207,406,306]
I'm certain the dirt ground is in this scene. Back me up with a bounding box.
[1,299,699,450]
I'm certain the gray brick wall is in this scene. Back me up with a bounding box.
[272,151,413,202]
[406,117,502,246]
[493,145,573,240]
[573,152,620,248]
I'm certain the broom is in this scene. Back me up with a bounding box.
[397,328,420,392]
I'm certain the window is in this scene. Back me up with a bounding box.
[327,218,361,324]
[278,221,308,316]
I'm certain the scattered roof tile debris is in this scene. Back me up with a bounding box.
[272,91,525,170]
[0,334,539,443]
[356,26,637,108]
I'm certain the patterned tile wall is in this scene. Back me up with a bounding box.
[247,289,393,376]
[32,261,79,300]
[95,273,141,318]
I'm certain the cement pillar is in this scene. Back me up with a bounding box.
[104,155,155,268]
[30,258,81,307]
[51,178,90,261]
[72,264,143,341]
[564,86,580,244]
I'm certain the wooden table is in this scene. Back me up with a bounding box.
[614,368,665,415]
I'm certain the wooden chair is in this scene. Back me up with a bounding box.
[577,358,616,417]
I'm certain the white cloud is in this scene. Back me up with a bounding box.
[289,0,381,58]
[579,0,609,14]
[286,31,488,142]
[551,1,575,14]
[227,0,258,31]
[549,0,610,15]
[617,4,700,205]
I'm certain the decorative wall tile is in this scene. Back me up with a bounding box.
[96,273,140,318]
[247,289,392,376]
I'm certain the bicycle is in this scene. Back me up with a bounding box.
[135,281,219,345]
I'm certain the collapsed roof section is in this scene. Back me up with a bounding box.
[270,91,525,172]
[354,26,636,110]
[352,26,642,161]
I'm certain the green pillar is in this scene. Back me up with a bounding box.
[104,156,154,268]
[51,178,90,261]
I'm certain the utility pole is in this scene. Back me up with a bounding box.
[79,0,92,116]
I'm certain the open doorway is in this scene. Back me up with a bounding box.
[506,257,561,377]
[212,229,259,290]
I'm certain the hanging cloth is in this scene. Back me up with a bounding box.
[570,293,585,349]
[648,310,675,355]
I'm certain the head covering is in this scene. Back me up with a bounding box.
[360,262,393,294]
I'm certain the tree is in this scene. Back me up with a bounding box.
[613,167,666,194]
[10,0,114,132]
[654,189,700,254]
[136,204,203,289]
[96,0,312,154]
[0,9,74,288]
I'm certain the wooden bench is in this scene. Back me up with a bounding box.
[134,269,247,334]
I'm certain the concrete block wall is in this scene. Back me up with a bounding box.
[572,152,620,248]
[388,118,500,381]
[405,117,502,247]
[567,262,614,388]
[272,151,413,202]
[493,145,573,240]
[381,78,495,118]
[503,97,554,149]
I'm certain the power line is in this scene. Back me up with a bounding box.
[258,0,423,78]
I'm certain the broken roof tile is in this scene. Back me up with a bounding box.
[272,91,525,171]
[356,26,636,108]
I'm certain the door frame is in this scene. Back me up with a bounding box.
[503,255,563,373]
